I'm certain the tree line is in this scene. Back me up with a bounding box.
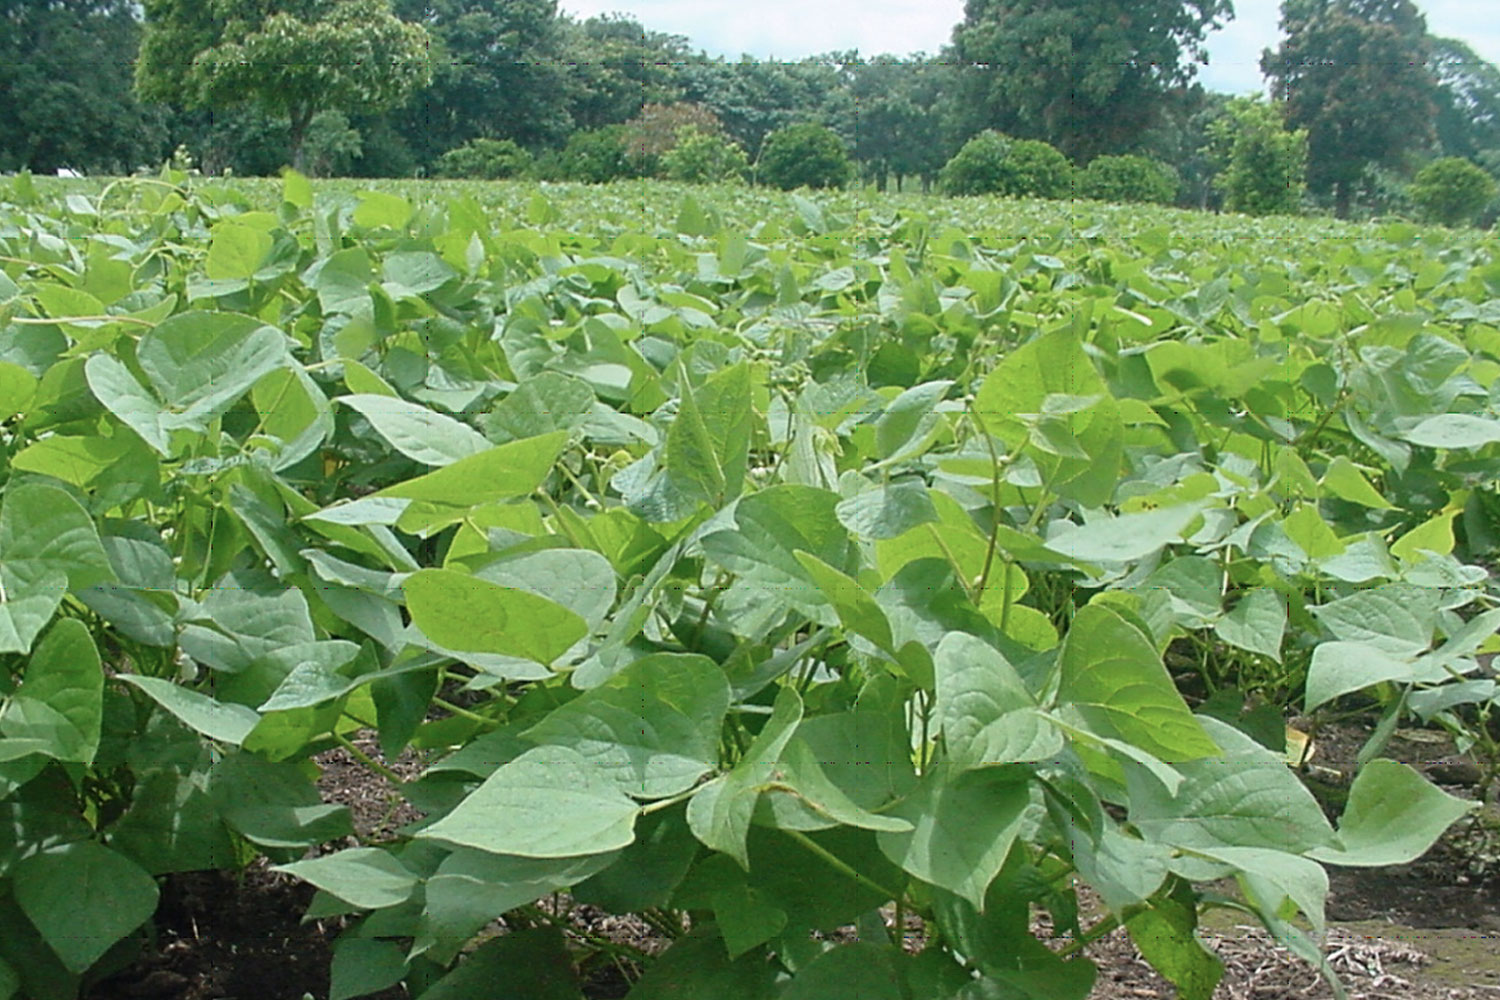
[2,0,1498,221]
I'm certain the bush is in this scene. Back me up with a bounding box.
[1079,154,1178,205]
[939,131,1074,198]
[542,126,653,183]
[661,127,750,184]
[301,111,362,178]
[757,123,853,190]
[435,138,534,180]
[626,102,724,159]
[1204,96,1307,216]
[1409,157,1497,227]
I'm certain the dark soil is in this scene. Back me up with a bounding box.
[86,724,1500,1000]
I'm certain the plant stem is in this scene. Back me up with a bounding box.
[432,696,499,729]
[332,731,405,785]
[787,829,902,903]
[1056,913,1120,959]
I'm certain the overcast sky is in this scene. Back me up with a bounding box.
[559,0,1500,95]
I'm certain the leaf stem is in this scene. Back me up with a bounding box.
[786,829,902,904]
[331,731,405,786]
[432,696,499,729]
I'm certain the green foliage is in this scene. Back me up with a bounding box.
[0,173,1491,1000]
[1263,0,1436,217]
[538,125,651,183]
[625,102,725,159]
[1079,155,1179,204]
[950,0,1233,161]
[757,123,853,190]
[940,131,1075,198]
[136,0,432,169]
[661,128,750,184]
[435,138,535,180]
[301,111,363,178]
[1204,96,1308,216]
[1408,157,1497,227]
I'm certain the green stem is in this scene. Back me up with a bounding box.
[432,696,499,730]
[517,904,653,964]
[332,731,405,785]
[1056,913,1119,959]
[787,829,902,904]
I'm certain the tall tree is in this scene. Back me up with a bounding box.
[561,14,689,132]
[390,0,570,165]
[849,55,954,191]
[948,0,1233,163]
[0,0,167,173]
[136,0,432,170]
[1261,0,1435,217]
[1428,37,1500,161]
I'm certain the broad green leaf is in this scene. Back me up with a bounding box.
[10,433,152,492]
[205,222,272,281]
[251,367,333,470]
[274,847,417,909]
[713,882,787,958]
[1304,640,1423,711]
[353,190,412,230]
[687,686,803,868]
[84,353,170,453]
[0,483,113,653]
[0,620,102,763]
[665,361,753,505]
[1214,588,1286,662]
[1320,457,1394,509]
[1046,504,1202,565]
[572,808,698,913]
[208,751,353,848]
[483,372,595,442]
[1403,413,1500,449]
[405,568,588,665]
[1193,845,1329,932]
[383,250,456,297]
[1310,584,1436,655]
[418,745,639,857]
[109,767,240,875]
[13,842,158,973]
[1059,604,1218,761]
[136,310,288,423]
[373,430,569,505]
[419,927,581,1000]
[281,168,312,209]
[835,481,939,540]
[0,362,36,422]
[1125,895,1223,1000]
[305,247,373,315]
[524,653,730,799]
[329,939,406,1000]
[474,548,617,632]
[338,394,491,466]
[619,929,777,1000]
[1310,760,1474,867]
[794,551,895,653]
[935,632,1059,767]
[1127,717,1334,855]
[416,849,618,964]
[782,942,906,1000]
[1390,510,1457,562]
[764,739,914,833]
[875,380,951,462]
[877,763,1030,910]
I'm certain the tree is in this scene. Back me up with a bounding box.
[389,0,572,165]
[757,124,853,190]
[678,57,855,158]
[948,0,1233,163]
[849,55,955,191]
[939,131,1074,198]
[1428,38,1500,161]
[136,0,432,170]
[1261,0,1435,217]
[1203,95,1308,215]
[1408,157,1497,226]
[561,14,688,132]
[0,0,168,173]
[435,138,534,179]
[624,103,725,160]
[661,128,751,184]
[1079,155,1179,204]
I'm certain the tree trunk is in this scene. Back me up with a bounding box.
[288,107,314,174]
[1334,179,1351,219]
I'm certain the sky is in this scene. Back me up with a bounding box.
[558,0,1500,95]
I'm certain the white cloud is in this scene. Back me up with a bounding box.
[559,0,1500,95]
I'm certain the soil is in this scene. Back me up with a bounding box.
[85,723,1500,1000]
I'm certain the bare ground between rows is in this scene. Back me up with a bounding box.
[89,725,1500,1000]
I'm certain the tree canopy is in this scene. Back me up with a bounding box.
[137,0,432,169]
[949,0,1233,162]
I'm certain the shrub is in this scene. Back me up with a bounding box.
[301,111,362,178]
[625,102,724,160]
[1079,154,1178,205]
[435,138,534,180]
[1204,96,1307,216]
[544,126,653,183]
[661,127,750,184]
[939,131,1074,198]
[757,123,853,190]
[1408,157,1497,227]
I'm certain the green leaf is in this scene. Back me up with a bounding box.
[405,568,588,665]
[524,653,730,799]
[353,190,412,230]
[713,882,787,958]
[875,380,951,462]
[665,361,753,505]
[135,310,289,423]
[13,842,159,973]
[766,739,914,833]
[1310,760,1475,867]
[483,372,595,442]
[1304,641,1421,711]
[209,751,353,848]
[1320,457,1394,509]
[1310,584,1435,655]
[306,247,374,315]
[1214,588,1286,662]
[418,746,639,857]
[0,483,113,654]
[373,430,569,505]
[1059,604,1218,761]
[329,938,406,1000]
[935,632,1060,767]
[1047,504,1202,564]
[782,942,906,1000]
[835,481,939,540]
[619,928,777,1000]
[0,619,102,763]
[1403,413,1500,449]
[205,222,272,281]
[1125,895,1224,1000]
[573,808,698,913]
[420,927,582,1000]
[687,686,803,868]
[0,362,37,423]
[84,353,170,453]
[794,551,895,654]
[877,764,1030,909]
[274,847,418,910]
[338,394,491,466]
